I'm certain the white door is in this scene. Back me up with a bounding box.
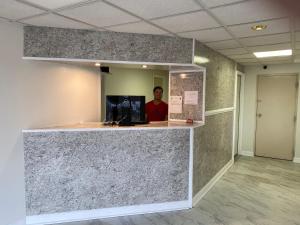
[234,75,242,156]
[255,75,297,160]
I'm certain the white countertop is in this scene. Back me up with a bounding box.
[22,121,204,133]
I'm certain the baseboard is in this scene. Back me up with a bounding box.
[239,150,254,157]
[26,201,190,225]
[293,157,300,163]
[192,159,233,207]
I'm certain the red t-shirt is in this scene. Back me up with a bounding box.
[145,100,168,121]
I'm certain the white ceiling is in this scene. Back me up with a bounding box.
[1,0,299,66]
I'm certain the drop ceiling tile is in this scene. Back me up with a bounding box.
[240,33,291,47]
[106,0,202,19]
[107,21,168,35]
[249,43,291,52]
[228,18,290,38]
[59,1,139,28]
[152,11,219,33]
[218,48,248,55]
[294,55,300,63]
[202,0,245,8]
[0,17,8,22]
[294,49,300,55]
[22,13,94,29]
[294,17,300,31]
[260,57,292,64]
[211,0,287,25]
[179,27,231,42]
[24,0,86,10]
[235,58,259,63]
[242,62,260,66]
[205,39,241,50]
[296,32,300,42]
[0,0,45,20]
[296,42,300,50]
[229,53,256,59]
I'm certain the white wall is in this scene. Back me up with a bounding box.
[241,63,300,161]
[0,20,100,225]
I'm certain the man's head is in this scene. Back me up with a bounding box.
[153,86,163,101]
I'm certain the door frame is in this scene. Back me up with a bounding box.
[254,73,299,159]
[233,71,245,159]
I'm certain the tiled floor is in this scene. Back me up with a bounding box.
[55,156,300,225]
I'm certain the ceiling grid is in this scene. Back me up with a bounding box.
[0,0,297,65]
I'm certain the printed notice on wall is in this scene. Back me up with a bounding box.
[184,91,198,105]
[169,96,182,113]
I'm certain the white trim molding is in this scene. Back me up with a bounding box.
[22,57,205,70]
[202,69,206,124]
[293,157,300,163]
[26,201,190,225]
[232,71,238,160]
[236,71,245,156]
[192,39,195,64]
[188,129,194,208]
[239,150,254,157]
[169,69,205,73]
[192,159,233,207]
[205,107,234,116]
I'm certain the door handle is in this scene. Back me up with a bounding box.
[257,113,262,118]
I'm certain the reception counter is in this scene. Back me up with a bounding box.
[23,121,204,224]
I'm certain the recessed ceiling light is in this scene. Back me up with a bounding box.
[142,65,147,68]
[251,24,267,31]
[95,62,101,67]
[254,49,292,58]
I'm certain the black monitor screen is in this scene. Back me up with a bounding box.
[106,95,145,124]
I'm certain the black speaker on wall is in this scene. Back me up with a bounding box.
[100,66,110,74]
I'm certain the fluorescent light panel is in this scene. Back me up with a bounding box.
[254,49,292,58]
[194,56,210,64]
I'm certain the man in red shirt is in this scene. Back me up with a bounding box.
[146,86,168,121]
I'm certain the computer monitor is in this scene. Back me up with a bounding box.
[106,95,146,125]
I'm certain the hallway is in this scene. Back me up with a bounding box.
[58,156,300,225]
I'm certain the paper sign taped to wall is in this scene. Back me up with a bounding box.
[184,91,198,105]
[170,96,182,113]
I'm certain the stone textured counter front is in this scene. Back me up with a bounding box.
[23,126,191,216]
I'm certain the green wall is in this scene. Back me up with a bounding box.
[101,67,169,120]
